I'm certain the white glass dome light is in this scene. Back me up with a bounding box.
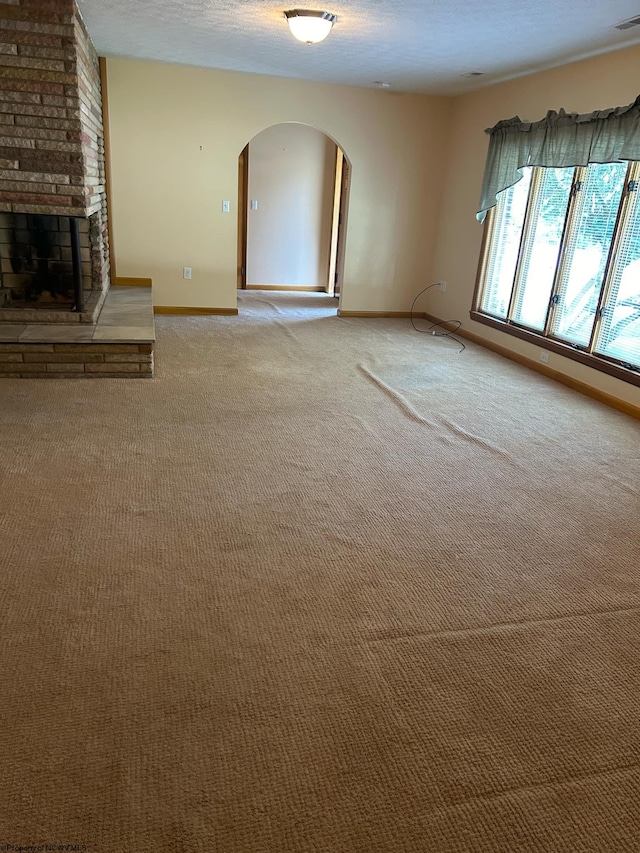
[284,10,337,44]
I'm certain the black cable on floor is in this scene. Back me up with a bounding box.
[410,283,465,353]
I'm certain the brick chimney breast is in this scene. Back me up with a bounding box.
[0,0,110,292]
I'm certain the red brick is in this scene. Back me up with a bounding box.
[0,190,61,204]
[42,94,78,108]
[0,137,36,148]
[46,362,84,372]
[4,126,68,140]
[86,363,141,374]
[12,202,83,214]
[11,167,71,183]
[0,6,72,25]
[53,344,140,353]
[20,0,74,9]
[19,151,80,166]
[0,344,53,352]
[0,101,68,118]
[104,353,153,363]
[0,30,63,47]
[17,44,73,61]
[0,54,66,72]
[0,362,42,373]
[23,352,103,363]
[0,66,76,84]
[19,0,73,7]
[0,90,41,103]
[0,179,57,193]
[15,115,79,129]
[0,75,64,94]
[34,139,79,152]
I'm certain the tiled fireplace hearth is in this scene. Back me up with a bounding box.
[0,0,154,377]
[0,286,155,378]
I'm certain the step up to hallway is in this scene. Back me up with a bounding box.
[0,286,155,378]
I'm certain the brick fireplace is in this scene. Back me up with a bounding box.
[0,0,154,379]
[0,0,110,319]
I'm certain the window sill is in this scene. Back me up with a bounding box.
[469,310,640,389]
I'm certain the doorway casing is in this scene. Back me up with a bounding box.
[236,123,351,307]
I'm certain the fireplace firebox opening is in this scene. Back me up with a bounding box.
[0,213,92,313]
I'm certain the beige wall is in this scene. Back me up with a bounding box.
[430,45,640,408]
[105,51,640,407]
[105,59,451,311]
[247,123,336,289]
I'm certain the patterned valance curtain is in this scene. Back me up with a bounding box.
[477,95,640,222]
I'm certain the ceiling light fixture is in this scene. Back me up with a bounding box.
[284,9,337,44]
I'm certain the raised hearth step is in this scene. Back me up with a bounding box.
[0,286,155,379]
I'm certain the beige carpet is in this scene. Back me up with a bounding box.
[1,290,639,852]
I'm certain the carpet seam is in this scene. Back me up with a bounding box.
[364,602,640,644]
[417,758,640,818]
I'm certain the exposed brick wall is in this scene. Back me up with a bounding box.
[0,0,84,216]
[0,0,109,290]
[74,6,109,290]
[0,342,154,377]
[74,8,101,215]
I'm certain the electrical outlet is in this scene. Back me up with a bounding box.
[540,350,549,364]
[439,280,447,292]
[183,267,192,280]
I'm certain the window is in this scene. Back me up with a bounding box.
[474,161,640,384]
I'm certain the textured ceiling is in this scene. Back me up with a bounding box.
[77,0,640,95]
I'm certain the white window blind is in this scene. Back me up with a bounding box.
[550,163,627,347]
[594,169,640,367]
[511,168,573,332]
[475,160,640,381]
[479,169,532,319]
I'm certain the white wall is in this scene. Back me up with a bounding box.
[246,123,336,289]
[105,59,451,312]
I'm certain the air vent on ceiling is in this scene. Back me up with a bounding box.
[615,15,640,30]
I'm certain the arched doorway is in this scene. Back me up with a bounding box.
[237,123,350,307]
